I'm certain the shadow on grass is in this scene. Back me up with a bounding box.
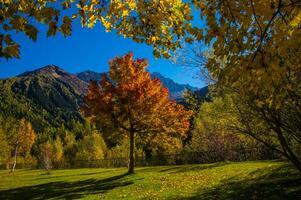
[170,164,301,200]
[156,162,228,174]
[34,169,118,181]
[0,172,134,200]
[135,162,228,174]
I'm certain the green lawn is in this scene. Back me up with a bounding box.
[0,161,300,200]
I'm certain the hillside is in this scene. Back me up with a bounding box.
[76,70,105,83]
[0,65,207,131]
[0,65,87,131]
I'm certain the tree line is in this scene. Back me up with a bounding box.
[0,53,277,174]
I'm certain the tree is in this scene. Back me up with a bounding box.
[176,0,301,169]
[82,53,192,173]
[52,136,64,164]
[39,142,53,173]
[76,131,107,160]
[228,91,301,171]
[63,132,77,164]
[0,129,10,168]
[4,1,300,68]
[9,118,36,172]
[1,0,192,60]
[188,2,301,162]
[187,94,270,160]
[196,91,301,171]
[0,116,13,168]
[180,45,301,170]
[188,1,301,101]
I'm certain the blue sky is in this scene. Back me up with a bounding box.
[0,19,205,88]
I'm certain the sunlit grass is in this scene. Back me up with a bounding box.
[0,161,300,199]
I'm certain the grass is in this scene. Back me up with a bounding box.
[0,161,300,200]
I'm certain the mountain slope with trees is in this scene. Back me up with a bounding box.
[0,65,87,131]
[0,65,205,132]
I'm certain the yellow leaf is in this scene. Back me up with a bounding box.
[290,11,301,28]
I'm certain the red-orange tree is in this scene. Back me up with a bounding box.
[82,53,191,174]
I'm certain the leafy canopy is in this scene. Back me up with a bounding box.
[190,0,301,108]
[1,0,192,59]
[9,118,36,155]
[82,52,191,147]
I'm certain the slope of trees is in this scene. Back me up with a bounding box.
[82,53,192,173]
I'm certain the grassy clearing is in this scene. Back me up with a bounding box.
[0,161,300,200]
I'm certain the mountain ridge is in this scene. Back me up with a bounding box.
[76,70,201,100]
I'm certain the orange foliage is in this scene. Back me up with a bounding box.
[16,119,36,154]
[82,53,192,140]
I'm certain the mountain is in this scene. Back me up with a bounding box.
[76,71,200,100]
[0,65,87,131]
[151,72,198,99]
[76,70,105,83]
[0,66,207,131]
[195,85,209,97]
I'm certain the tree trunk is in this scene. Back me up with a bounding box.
[128,130,135,174]
[11,146,18,173]
[276,128,301,172]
